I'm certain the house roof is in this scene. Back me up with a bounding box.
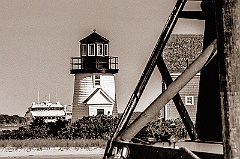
[83,88,114,105]
[162,34,203,73]
[80,31,109,44]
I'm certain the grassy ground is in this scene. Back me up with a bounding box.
[0,139,107,149]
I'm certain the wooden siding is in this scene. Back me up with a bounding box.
[71,73,117,123]
[112,101,118,117]
[164,74,200,123]
[89,105,113,116]
[71,103,88,122]
[73,74,94,103]
[100,74,116,100]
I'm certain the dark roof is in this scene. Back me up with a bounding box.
[162,34,203,73]
[80,31,109,44]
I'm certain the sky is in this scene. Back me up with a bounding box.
[0,0,204,116]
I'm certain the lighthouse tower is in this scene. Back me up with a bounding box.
[70,30,119,123]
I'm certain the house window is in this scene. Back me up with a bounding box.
[88,44,95,56]
[97,109,104,115]
[94,75,101,86]
[97,44,103,56]
[81,44,87,56]
[104,44,108,56]
[185,96,194,105]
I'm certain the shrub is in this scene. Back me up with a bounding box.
[68,115,119,139]
[136,118,188,141]
[0,115,187,142]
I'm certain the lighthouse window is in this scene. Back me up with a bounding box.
[81,44,87,56]
[94,75,101,86]
[104,44,108,56]
[88,44,95,56]
[97,44,103,56]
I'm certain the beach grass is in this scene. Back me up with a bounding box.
[0,139,107,149]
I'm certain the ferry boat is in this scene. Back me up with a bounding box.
[24,100,72,124]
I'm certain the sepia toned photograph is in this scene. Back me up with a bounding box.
[0,0,239,158]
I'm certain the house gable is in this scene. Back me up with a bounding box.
[83,88,114,105]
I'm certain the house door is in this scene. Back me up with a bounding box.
[97,109,104,115]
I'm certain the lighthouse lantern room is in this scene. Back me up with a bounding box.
[70,30,119,123]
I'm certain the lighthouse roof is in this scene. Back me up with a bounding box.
[80,30,109,44]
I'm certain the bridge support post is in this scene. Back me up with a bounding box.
[215,0,240,158]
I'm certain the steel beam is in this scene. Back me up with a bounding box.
[118,39,217,142]
[157,57,198,140]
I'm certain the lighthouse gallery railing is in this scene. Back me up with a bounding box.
[70,56,118,71]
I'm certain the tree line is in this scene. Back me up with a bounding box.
[0,114,26,125]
